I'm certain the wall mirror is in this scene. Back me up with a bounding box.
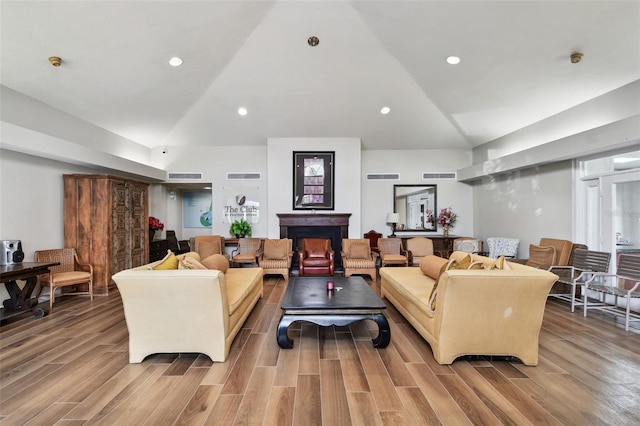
[393,185,437,232]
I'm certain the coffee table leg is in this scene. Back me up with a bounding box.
[371,313,391,348]
[277,314,295,349]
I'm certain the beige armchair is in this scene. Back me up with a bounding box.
[378,238,408,267]
[190,235,228,260]
[231,238,262,267]
[405,237,434,266]
[34,248,93,312]
[259,239,293,280]
[341,239,377,280]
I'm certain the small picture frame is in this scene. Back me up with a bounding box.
[293,151,335,210]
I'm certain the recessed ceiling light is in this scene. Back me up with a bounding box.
[380,107,391,115]
[238,107,248,116]
[169,57,183,67]
[446,56,461,65]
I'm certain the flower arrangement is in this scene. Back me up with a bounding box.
[149,216,165,231]
[437,207,457,231]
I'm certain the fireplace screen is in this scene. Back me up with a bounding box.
[293,151,335,210]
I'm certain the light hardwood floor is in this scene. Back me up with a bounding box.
[1,275,639,425]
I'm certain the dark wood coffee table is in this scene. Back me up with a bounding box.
[277,276,390,349]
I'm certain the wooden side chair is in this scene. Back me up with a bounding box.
[231,238,262,267]
[34,248,93,312]
[363,230,383,255]
[378,238,408,267]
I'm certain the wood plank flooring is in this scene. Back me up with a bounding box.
[1,275,639,425]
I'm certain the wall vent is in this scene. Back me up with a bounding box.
[167,172,204,181]
[422,172,457,180]
[366,173,400,181]
[226,172,262,180]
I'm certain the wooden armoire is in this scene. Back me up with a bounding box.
[64,174,149,295]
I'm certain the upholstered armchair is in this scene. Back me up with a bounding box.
[298,238,335,276]
[189,235,228,260]
[453,237,483,254]
[259,239,293,280]
[405,237,434,266]
[378,238,408,267]
[487,237,520,258]
[341,239,377,280]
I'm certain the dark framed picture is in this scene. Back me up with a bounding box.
[293,151,335,210]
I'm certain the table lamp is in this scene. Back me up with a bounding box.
[386,213,400,237]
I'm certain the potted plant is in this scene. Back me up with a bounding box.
[229,218,252,238]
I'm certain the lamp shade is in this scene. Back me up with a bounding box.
[386,213,400,224]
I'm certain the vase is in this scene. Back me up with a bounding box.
[443,228,449,238]
[149,228,156,241]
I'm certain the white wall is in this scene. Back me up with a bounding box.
[152,145,268,239]
[471,160,574,258]
[267,138,362,238]
[0,150,100,301]
[361,149,474,238]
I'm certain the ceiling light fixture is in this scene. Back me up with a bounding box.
[307,36,319,47]
[238,107,248,116]
[49,56,62,67]
[570,52,583,64]
[380,106,391,115]
[446,56,461,65]
[169,57,183,67]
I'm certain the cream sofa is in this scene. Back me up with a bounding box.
[112,259,263,363]
[380,252,558,365]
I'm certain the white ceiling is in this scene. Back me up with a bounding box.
[1,1,639,151]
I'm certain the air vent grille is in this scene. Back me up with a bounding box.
[226,172,262,180]
[167,172,203,181]
[366,173,400,181]
[422,172,457,180]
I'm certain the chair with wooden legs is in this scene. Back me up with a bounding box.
[34,248,93,312]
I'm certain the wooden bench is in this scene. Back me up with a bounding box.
[584,254,640,331]
[548,248,611,312]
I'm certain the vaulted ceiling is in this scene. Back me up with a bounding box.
[1,1,639,151]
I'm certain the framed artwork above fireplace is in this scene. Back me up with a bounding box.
[293,151,335,210]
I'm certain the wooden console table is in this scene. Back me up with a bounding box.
[1,262,59,321]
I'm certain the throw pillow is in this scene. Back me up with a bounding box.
[181,256,207,270]
[264,239,287,259]
[153,250,179,270]
[349,241,370,259]
[427,254,472,311]
[177,251,201,262]
[202,254,229,272]
[419,255,448,280]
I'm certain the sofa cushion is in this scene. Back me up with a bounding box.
[264,239,287,259]
[349,241,370,259]
[153,251,179,270]
[419,255,449,280]
[202,254,229,273]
